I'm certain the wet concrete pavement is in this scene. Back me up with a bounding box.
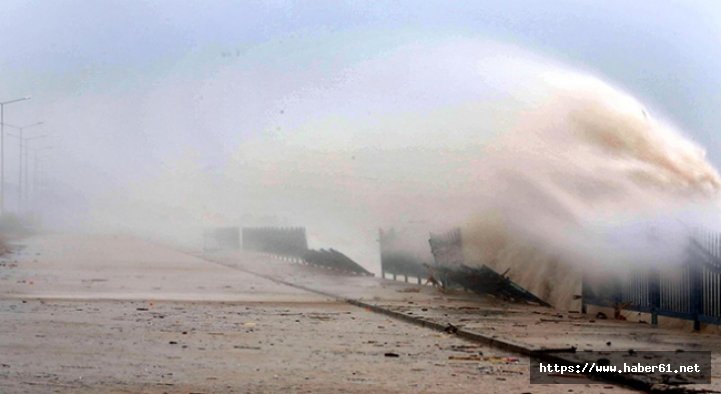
[210,250,721,392]
[0,234,635,393]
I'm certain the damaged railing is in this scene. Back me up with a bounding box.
[379,227,550,306]
[241,226,372,276]
[378,228,431,283]
[241,227,308,257]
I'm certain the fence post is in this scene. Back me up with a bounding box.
[581,273,588,314]
[690,260,703,331]
[380,257,385,279]
[611,277,623,318]
[379,228,386,280]
[649,269,660,326]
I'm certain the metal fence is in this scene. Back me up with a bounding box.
[241,226,371,275]
[582,233,721,330]
[380,224,721,325]
[428,228,464,269]
[242,227,308,256]
[378,228,431,282]
[380,227,549,305]
[302,248,372,275]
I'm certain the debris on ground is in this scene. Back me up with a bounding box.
[448,355,481,361]
[397,288,421,293]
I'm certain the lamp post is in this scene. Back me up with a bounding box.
[4,122,44,212]
[0,97,31,214]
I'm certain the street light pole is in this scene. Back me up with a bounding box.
[6,122,44,213]
[0,97,31,215]
[4,122,44,213]
[4,129,47,214]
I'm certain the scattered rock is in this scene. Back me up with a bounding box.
[444,323,458,334]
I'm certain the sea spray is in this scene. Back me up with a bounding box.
[462,73,721,307]
[85,40,721,301]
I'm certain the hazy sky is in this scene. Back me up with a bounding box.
[1,0,720,227]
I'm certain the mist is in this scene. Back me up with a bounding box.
[5,4,721,391]
[42,37,716,283]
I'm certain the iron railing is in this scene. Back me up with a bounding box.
[582,233,721,330]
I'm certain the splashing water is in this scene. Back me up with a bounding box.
[462,72,721,307]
